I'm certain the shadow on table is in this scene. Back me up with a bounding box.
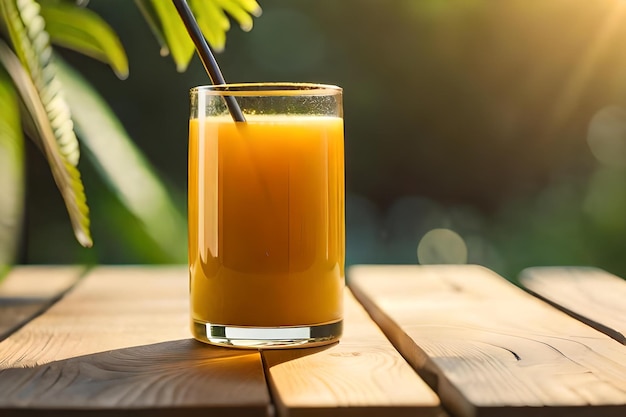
[0,338,270,417]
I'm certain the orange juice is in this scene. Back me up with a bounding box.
[188,115,345,329]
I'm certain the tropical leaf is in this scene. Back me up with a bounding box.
[39,2,129,79]
[191,0,231,52]
[0,67,25,278]
[0,0,81,166]
[133,0,169,57]
[149,0,194,72]
[212,0,261,32]
[56,59,187,262]
[0,38,91,247]
[0,0,92,248]
[138,0,261,68]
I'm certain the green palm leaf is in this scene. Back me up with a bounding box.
[39,2,129,79]
[0,0,92,248]
[133,0,170,57]
[191,0,231,52]
[212,0,261,32]
[57,59,187,262]
[0,0,80,166]
[150,0,194,72]
[0,67,25,278]
[137,0,261,69]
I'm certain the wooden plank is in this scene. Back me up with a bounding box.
[520,267,626,345]
[263,288,444,417]
[0,266,85,340]
[349,264,626,417]
[0,266,270,417]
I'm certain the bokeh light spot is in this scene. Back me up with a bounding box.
[587,106,626,169]
[417,228,468,264]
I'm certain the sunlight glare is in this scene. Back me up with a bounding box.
[548,1,626,132]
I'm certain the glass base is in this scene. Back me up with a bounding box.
[192,319,343,349]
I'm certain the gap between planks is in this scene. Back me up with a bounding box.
[520,266,626,345]
[262,288,444,417]
[0,265,86,341]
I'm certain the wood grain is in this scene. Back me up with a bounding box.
[520,267,626,345]
[263,288,444,417]
[0,266,270,417]
[349,264,626,417]
[0,266,85,340]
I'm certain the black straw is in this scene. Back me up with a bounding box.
[172,0,246,122]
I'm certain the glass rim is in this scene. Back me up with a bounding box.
[190,82,342,97]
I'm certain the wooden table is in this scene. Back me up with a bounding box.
[0,265,625,416]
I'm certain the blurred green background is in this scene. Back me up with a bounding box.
[22,0,626,281]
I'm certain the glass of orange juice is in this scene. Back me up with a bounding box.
[188,83,344,348]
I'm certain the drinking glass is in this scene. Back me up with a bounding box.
[188,83,344,348]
